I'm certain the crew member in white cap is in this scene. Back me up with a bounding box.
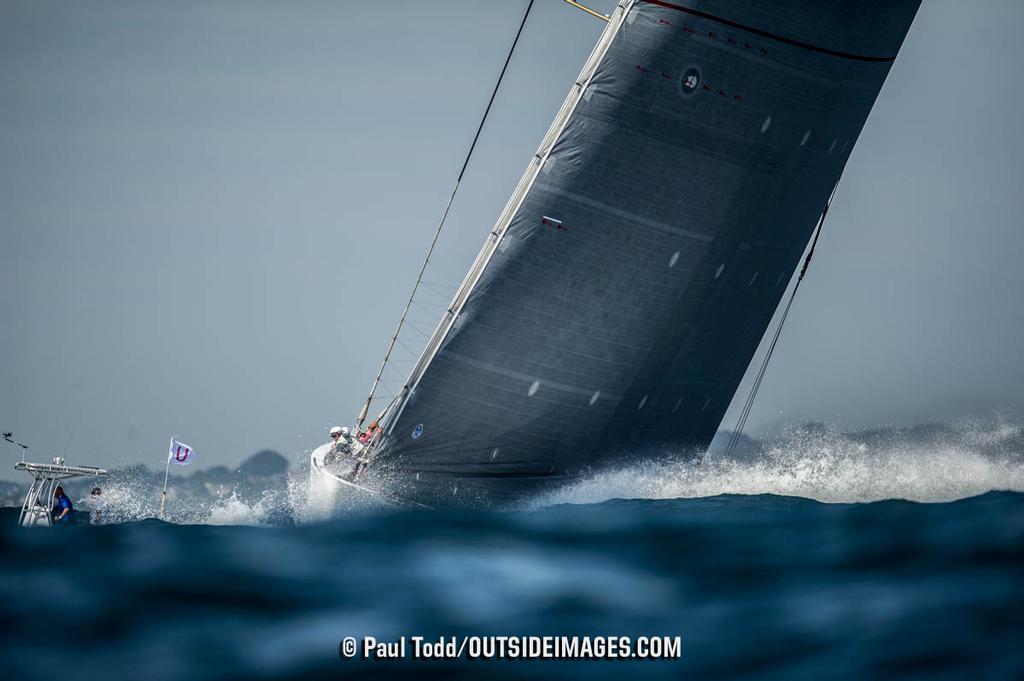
[325,426,343,465]
[325,425,355,467]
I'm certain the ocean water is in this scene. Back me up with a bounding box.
[1,421,1022,680]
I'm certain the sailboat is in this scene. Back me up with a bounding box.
[311,0,921,508]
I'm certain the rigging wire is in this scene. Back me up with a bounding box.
[356,0,536,428]
[723,181,840,458]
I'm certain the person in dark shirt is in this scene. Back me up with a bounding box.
[52,486,74,525]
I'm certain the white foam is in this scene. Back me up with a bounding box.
[207,493,261,525]
[78,417,1024,523]
[539,418,1024,506]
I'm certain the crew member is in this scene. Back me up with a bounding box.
[52,486,74,525]
[325,426,343,466]
[326,426,356,465]
[358,420,380,445]
[89,487,107,524]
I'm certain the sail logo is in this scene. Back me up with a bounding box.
[680,67,700,95]
[412,424,424,440]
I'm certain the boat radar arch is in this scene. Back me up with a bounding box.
[14,458,107,528]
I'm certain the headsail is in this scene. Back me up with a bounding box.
[368,0,921,507]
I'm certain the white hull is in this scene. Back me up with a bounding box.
[308,443,425,513]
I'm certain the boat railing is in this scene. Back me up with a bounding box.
[15,459,107,528]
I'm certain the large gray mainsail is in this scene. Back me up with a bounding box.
[364,0,921,507]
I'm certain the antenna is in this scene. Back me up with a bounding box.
[61,413,79,458]
[3,431,29,462]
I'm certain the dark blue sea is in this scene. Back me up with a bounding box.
[2,423,1023,680]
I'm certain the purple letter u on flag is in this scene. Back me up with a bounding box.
[168,438,195,466]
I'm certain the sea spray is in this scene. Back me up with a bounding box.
[9,416,1023,524]
[540,416,1024,506]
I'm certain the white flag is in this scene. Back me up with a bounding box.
[168,438,195,466]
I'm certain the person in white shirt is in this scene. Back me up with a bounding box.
[88,487,107,524]
[325,426,357,466]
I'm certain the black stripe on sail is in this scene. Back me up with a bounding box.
[640,0,900,63]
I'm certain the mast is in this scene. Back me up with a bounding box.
[381,0,636,436]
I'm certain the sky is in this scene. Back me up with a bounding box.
[2,0,1023,477]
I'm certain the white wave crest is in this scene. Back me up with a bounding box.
[541,418,1024,506]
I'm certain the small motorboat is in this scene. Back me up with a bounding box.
[14,457,106,527]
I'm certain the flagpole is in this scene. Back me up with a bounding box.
[160,435,172,519]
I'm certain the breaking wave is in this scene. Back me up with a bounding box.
[22,416,1024,525]
[541,415,1024,506]
[58,445,386,526]
[46,462,313,526]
